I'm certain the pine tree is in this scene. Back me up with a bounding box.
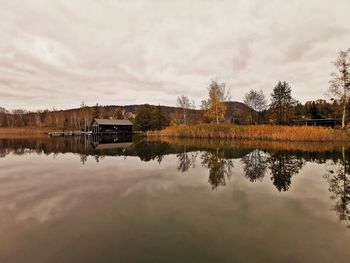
[270,81,296,124]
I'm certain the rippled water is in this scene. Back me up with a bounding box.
[0,136,349,263]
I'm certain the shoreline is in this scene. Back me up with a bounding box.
[1,124,350,142]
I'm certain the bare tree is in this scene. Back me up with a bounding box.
[177,95,192,125]
[329,49,350,129]
[243,89,267,123]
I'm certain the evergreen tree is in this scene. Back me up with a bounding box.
[307,102,322,119]
[155,105,170,130]
[270,81,296,124]
[134,105,170,131]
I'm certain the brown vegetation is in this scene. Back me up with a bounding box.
[0,127,58,138]
[147,123,350,142]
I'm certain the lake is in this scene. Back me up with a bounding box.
[0,136,349,263]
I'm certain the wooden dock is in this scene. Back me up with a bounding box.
[48,131,90,137]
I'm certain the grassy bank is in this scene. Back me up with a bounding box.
[147,124,350,142]
[0,127,58,138]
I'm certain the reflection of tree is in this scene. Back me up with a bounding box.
[0,149,7,158]
[268,152,304,192]
[94,155,105,163]
[241,149,268,182]
[134,141,170,163]
[201,148,234,189]
[80,154,88,165]
[176,147,198,172]
[325,147,350,227]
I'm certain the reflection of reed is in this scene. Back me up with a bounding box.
[147,136,349,153]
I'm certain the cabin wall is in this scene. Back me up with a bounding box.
[91,125,99,133]
[91,124,132,134]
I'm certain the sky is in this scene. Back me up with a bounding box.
[0,0,349,111]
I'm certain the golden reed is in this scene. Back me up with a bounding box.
[147,124,350,142]
[0,127,58,138]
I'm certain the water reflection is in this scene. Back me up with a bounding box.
[201,148,234,189]
[325,146,350,228]
[241,149,268,182]
[176,147,197,172]
[134,140,172,163]
[91,134,133,150]
[268,152,305,192]
[1,136,350,228]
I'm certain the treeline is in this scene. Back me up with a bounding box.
[172,80,349,126]
[0,104,113,130]
[0,93,347,130]
[173,48,350,128]
[0,89,348,131]
[0,103,170,130]
[1,48,349,130]
[242,82,350,124]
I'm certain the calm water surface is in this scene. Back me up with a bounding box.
[0,136,349,263]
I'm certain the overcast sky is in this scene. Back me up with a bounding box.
[0,0,349,110]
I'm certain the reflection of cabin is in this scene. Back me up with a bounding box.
[91,135,133,150]
[90,119,133,134]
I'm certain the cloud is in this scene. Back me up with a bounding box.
[0,0,349,110]
[0,153,208,223]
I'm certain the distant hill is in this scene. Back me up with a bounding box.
[224,101,253,122]
[105,104,181,115]
[107,101,253,122]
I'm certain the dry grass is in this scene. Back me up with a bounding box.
[0,127,58,138]
[147,123,350,142]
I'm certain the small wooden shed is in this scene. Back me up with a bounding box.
[90,119,133,134]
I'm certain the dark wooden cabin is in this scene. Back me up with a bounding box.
[90,119,133,134]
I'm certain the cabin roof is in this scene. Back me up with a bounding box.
[95,142,133,150]
[92,118,133,126]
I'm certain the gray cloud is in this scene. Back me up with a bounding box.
[0,0,349,110]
